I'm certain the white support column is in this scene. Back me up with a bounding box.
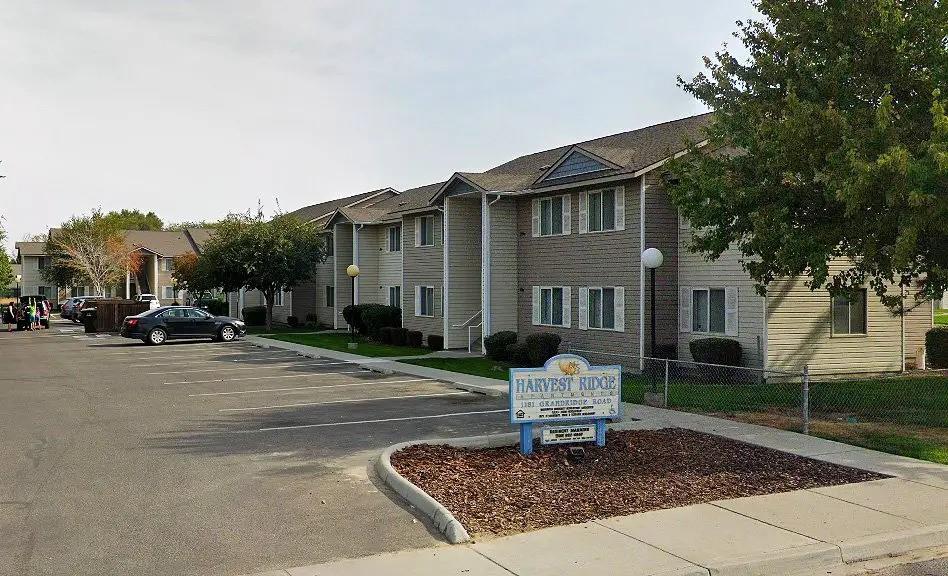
[481,192,490,354]
[352,224,360,304]
[153,255,159,297]
[442,198,450,349]
[238,287,245,320]
[125,267,130,299]
[333,226,339,329]
[639,177,647,371]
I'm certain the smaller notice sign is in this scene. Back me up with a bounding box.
[541,424,596,445]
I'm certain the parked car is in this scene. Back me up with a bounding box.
[135,294,161,310]
[71,297,101,323]
[120,306,246,345]
[62,296,96,320]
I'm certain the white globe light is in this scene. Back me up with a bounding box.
[642,247,664,269]
[346,264,361,278]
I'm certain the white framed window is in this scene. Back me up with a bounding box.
[831,290,867,335]
[679,286,738,335]
[37,256,50,270]
[415,215,435,247]
[161,258,175,272]
[579,187,625,233]
[326,233,334,256]
[388,285,401,307]
[579,286,624,331]
[531,195,571,237]
[71,286,86,297]
[387,225,402,252]
[273,290,284,307]
[415,285,435,317]
[532,286,571,327]
[162,286,175,300]
[325,285,334,307]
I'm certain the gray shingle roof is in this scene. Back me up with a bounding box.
[14,241,47,257]
[123,229,211,257]
[288,188,395,224]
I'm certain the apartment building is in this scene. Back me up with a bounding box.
[249,112,932,375]
[13,242,58,300]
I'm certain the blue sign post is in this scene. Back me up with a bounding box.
[509,354,621,455]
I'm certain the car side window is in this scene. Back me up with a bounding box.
[187,309,209,319]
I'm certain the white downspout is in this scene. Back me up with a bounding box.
[154,255,159,299]
[481,192,490,353]
[900,284,906,372]
[332,226,339,329]
[353,223,361,305]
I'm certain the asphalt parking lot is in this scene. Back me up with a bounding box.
[0,320,510,576]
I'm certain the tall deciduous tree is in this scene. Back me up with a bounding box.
[101,209,164,231]
[199,209,326,330]
[172,252,217,302]
[669,1,948,306]
[44,212,142,296]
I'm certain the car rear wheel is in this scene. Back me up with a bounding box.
[219,325,236,342]
[147,327,167,345]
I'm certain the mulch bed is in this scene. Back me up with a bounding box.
[390,428,887,536]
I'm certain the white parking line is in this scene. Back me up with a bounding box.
[96,348,289,357]
[220,391,470,412]
[134,356,319,367]
[187,378,437,397]
[145,361,349,375]
[257,409,509,432]
[163,370,366,385]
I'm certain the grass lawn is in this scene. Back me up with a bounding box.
[621,373,948,464]
[259,332,432,357]
[936,308,948,326]
[399,356,512,379]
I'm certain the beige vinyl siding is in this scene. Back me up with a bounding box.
[489,198,519,334]
[17,255,58,299]
[642,172,679,353]
[402,211,443,336]
[314,251,335,326]
[445,196,482,349]
[677,220,766,367]
[290,281,318,322]
[516,178,641,362]
[767,261,903,375]
[355,225,380,304]
[333,223,354,329]
[271,290,292,324]
[378,224,403,308]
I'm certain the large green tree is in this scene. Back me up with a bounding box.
[199,209,326,330]
[44,211,141,296]
[101,209,163,231]
[669,0,948,306]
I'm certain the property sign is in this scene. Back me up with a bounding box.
[541,424,596,445]
[509,354,621,424]
[509,354,622,455]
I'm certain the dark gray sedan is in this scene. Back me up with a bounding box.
[120,306,246,345]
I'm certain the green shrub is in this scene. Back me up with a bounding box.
[305,312,318,325]
[427,334,444,350]
[378,326,394,344]
[689,337,742,366]
[242,306,266,326]
[926,326,948,368]
[506,342,531,366]
[204,299,229,316]
[360,304,401,338]
[653,343,677,359]
[391,327,408,346]
[342,305,364,333]
[406,330,423,347]
[485,331,517,361]
[286,315,300,328]
[524,332,562,366]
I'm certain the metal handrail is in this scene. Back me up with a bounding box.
[468,321,483,354]
[451,309,482,329]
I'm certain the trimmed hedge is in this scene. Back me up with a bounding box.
[287,315,300,328]
[689,337,742,366]
[427,334,444,350]
[406,330,423,348]
[342,303,401,337]
[342,304,364,333]
[378,326,395,344]
[304,312,318,325]
[926,326,948,369]
[242,306,266,326]
[506,342,531,366]
[204,299,229,316]
[485,331,517,361]
[524,332,562,366]
[391,327,408,346]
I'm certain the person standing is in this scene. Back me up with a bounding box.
[3,302,14,332]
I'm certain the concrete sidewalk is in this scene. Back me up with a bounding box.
[243,335,508,395]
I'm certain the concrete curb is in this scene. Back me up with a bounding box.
[704,543,842,576]
[839,523,948,563]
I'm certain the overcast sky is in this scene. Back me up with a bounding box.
[0,1,758,252]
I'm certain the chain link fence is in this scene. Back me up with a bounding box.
[564,347,948,450]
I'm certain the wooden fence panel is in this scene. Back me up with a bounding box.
[93,300,150,332]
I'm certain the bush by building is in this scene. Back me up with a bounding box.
[390,327,409,346]
[406,330,423,347]
[427,334,444,350]
[485,331,517,361]
[926,326,948,369]
[689,337,742,366]
[242,306,266,326]
[286,315,300,328]
[524,332,562,366]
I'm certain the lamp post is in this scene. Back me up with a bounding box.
[15,274,22,298]
[641,248,664,357]
[346,264,360,345]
